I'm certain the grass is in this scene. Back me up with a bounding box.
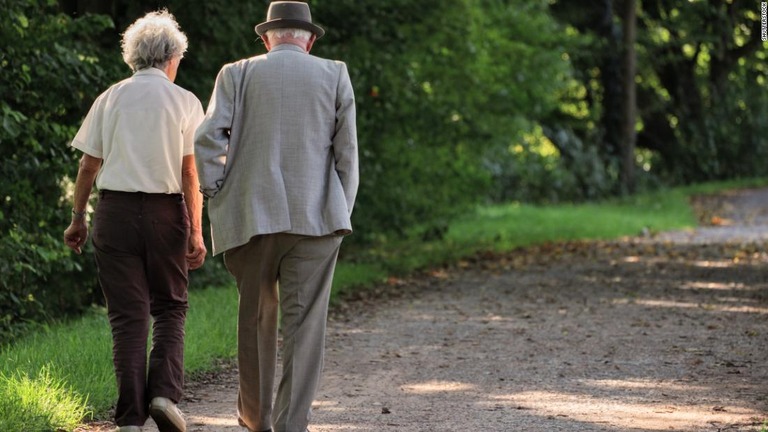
[2,309,116,418]
[183,286,239,374]
[331,186,697,290]
[449,187,693,249]
[0,366,92,431]
[1,179,764,431]
[0,286,241,425]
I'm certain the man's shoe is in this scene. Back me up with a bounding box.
[149,397,186,432]
[237,416,271,432]
[116,427,142,432]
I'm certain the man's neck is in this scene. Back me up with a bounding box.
[271,38,308,52]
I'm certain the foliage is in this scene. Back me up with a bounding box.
[2,0,764,341]
[550,0,768,185]
[102,0,269,101]
[0,0,247,341]
[638,0,768,182]
[313,0,577,239]
[0,0,119,343]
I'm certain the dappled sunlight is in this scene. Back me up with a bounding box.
[716,296,763,304]
[617,255,754,271]
[636,299,768,314]
[612,298,768,314]
[493,389,762,430]
[185,415,239,426]
[311,400,348,415]
[692,259,734,268]
[581,378,706,392]
[402,380,476,394]
[336,328,385,335]
[474,314,511,323]
[680,281,751,291]
[621,255,643,263]
[310,423,366,431]
[313,400,340,408]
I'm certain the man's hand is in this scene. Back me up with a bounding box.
[64,220,89,254]
[186,232,207,270]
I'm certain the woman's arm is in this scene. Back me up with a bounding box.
[182,154,206,269]
[63,153,102,254]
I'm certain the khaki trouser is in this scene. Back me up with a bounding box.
[224,233,342,432]
[93,190,190,427]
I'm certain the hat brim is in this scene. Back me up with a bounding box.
[255,19,325,38]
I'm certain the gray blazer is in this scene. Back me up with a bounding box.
[195,44,359,255]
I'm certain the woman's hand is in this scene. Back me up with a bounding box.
[186,231,207,270]
[64,219,89,254]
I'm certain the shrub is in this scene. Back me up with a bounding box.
[0,0,118,343]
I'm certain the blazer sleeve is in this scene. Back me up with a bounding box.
[332,62,359,214]
[194,64,237,198]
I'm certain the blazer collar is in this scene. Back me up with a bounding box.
[271,44,307,54]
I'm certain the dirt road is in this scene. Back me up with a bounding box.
[85,188,768,432]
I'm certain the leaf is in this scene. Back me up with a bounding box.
[15,13,29,29]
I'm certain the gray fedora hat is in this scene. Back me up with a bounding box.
[255,1,325,38]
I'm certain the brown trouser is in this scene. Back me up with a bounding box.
[224,233,343,432]
[92,190,190,427]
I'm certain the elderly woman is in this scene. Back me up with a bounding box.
[63,10,205,432]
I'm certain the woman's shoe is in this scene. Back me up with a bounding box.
[149,397,186,432]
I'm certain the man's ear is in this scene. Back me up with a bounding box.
[261,34,272,51]
[306,34,317,53]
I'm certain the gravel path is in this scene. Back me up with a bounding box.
[83,188,768,432]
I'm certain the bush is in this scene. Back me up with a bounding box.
[314,0,576,240]
[0,0,118,343]
[486,125,615,204]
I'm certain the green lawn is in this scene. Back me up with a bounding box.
[1,180,763,431]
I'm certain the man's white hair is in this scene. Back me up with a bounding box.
[265,28,312,42]
[121,9,188,72]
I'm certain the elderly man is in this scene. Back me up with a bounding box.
[64,9,205,432]
[194,2,358,432]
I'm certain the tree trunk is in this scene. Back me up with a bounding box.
[598,0,623,163]
[620,0,637,194]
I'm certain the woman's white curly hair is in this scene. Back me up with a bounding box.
[121,9,188,72]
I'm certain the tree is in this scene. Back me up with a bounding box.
[620,0,637,193]
[315,0,580,234]
[637,0,768,182]
[0,0,118,341]
[550,0,768,186]
[543,0,625,199]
